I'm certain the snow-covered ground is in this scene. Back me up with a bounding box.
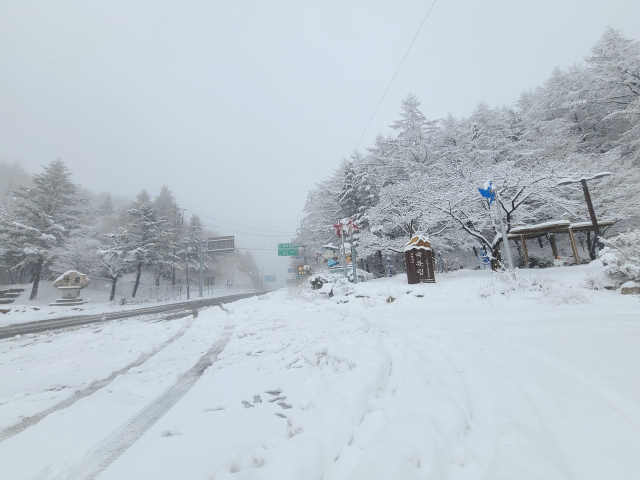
[0,261,639,479]
[0,283,256,327]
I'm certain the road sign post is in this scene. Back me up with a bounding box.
[278,243,299,256]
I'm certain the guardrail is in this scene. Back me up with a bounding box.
[86,276,251,304]
[0,292,260,339]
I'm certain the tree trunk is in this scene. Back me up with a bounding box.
[490,243,502,271]
[109,275,119,301]
[586,231,597,261]
[29,257,44,300]
[513,238,523,258]
[132,263,142,297]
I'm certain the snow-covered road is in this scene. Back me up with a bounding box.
[0,264,638,479]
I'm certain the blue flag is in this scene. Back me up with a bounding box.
[478,180,495,204]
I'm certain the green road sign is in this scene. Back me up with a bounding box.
[278,243,299,256]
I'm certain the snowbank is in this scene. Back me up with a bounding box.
[1,262,639,479]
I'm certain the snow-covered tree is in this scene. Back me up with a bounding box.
[154,186,177,220]
[600,229,640,282]
[51,229,101,275]
[126,203,176,296]
[0,159,83,299]
[181,214,206,270]
[98,228,130,301]
[132,189,152,208]
[97,193,114,216]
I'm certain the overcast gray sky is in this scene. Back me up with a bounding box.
[1,0,639,285]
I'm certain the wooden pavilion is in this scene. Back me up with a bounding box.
[507,219,615,267]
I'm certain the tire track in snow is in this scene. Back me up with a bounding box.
[0,314,197,443]
[61,329,234,480]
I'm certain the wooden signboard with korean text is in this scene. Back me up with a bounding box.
[404,235,435,284]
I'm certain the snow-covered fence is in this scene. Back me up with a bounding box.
[86,275,246,303]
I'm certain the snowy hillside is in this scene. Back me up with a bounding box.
[0,261,639,479]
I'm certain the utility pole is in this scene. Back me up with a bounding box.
[172,198,178,286]
[199,238,203,297]
[557,172,610,260]
[480,181,514,270]
[339,224,348,279]
[185,251,190,300]
[351,232,358,284]
[494,187,514,270]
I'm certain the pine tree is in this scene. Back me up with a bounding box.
[154,186,176,219]
[390,93,430,168]
[338,160,359,219]
[133,189,152,208]
[99,193,114,216]
[126,204,175,296]
[0,159,82,299]
[154,185,182,285]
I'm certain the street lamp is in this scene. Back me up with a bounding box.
[556,172,610,258]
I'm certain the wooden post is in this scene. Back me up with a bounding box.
[520,235,529,268]
[549,233,559,258]
[568,228,581,265]
[581,179,600,259]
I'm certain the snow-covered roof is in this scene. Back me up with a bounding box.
[569,220,615,229]
[510,220,570,234]
[404,234,431,252]
[556,172,611,186]
[508,219,616,238]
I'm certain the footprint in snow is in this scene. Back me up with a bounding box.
[254,394,262,403]
[204,406,225,412]
[241,400,254,408]
[268,396,286,403]
[265,389,282,396]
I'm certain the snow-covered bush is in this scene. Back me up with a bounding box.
[307,272,356,296]
[582,271,602,290]
[347,268,374,283]
[308,269,372,290]
[308,272,335,290]
[474,271,554,300]
[600,230,640,282]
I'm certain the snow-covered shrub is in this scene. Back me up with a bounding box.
[582,271,602,290]
[308,272,334,290]
[548,289,589,305]
[308,270,371,292]
[346,268,374,283]
[600,230,640,282]
[475,271,554,300]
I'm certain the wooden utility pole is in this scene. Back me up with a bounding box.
[581,179,600,259]
[557,173,610,260]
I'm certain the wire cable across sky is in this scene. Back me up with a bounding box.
[354,0,438,151]
[183,208,296,236]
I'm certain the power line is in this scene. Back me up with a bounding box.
[194,217,290,237]
[183,208,296,234]
[354,0,438,151]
